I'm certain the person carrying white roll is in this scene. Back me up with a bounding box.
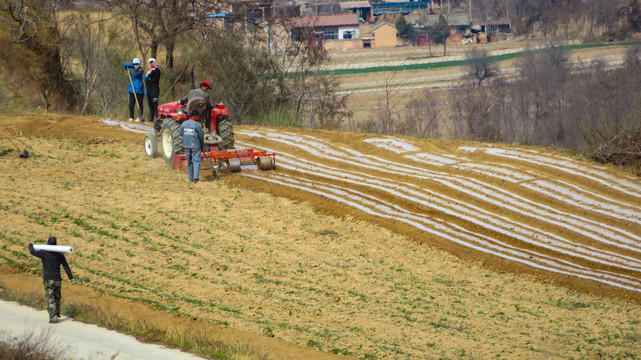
[28,236,74,324]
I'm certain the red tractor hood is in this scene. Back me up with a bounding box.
[158,101,184,113]
[157,101,188,121]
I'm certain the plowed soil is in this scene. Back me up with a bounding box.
[1,114,640,360]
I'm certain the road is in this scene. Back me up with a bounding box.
[0,300,204,360]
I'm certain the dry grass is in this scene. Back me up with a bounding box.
[0,327,71,360]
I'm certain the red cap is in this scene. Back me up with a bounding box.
[200,81,211,89]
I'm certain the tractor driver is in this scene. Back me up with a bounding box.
[178,81,213,127]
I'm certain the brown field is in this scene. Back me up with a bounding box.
[333,43,634,126]
[1,113,640,359]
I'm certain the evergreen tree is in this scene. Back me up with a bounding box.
[396,15,416,42]
[396,15,408,36]
[428,15,450,55]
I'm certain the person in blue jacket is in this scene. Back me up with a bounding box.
[179,110,205,183]
[124,58,144,122]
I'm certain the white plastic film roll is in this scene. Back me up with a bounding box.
[32,244,73,253]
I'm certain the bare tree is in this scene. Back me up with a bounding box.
[626,0,641,32]
[276,18,331,115]
[583,0,629,39]
[451,83,500,142]
[370,72,405,135]
[399,89,441,139]
[65,11,113,115]
[465,47,499,87]
[568,46,641,153]
[189,10,348,129]
[269,16,350,128]
[112,0,226,96]
[196,26,279,124]
[0,0,74,110]
[512,42,570,145]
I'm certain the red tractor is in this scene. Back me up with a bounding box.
[144,101,275,176]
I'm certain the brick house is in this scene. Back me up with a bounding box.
[362,22,398,48]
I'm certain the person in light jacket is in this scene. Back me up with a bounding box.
[179,110,205,183]
[29,236,74,323]
[145,58,161,122]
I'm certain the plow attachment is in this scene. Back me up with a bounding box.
[173,147,276,179]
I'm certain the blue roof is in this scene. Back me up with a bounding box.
[203,13,227,18]
[371,1,432,15]
[375,0,432,4]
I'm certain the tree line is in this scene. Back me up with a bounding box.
[382,44,641,172]
[456,44,641,170]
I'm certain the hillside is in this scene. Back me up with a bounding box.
[1,114,640,359]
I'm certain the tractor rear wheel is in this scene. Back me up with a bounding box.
[217,117,235,150]
[160,117,184,164]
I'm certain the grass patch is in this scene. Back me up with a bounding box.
[325,41,641,76]
[0,148,16,157]
[259,106,303,127]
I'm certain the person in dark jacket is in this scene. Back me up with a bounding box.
[179,110,205,183]
[124,57,145,122]
[29,236,74,323]
[145,58,161,122]
[178,81,213,121]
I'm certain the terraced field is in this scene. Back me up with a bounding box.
[1,114,640,360]
[234,128,641,299]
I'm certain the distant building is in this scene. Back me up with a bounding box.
[371,1,432,16]
[299,3,341,16]
[472,21,512,34]
[419,13,511,44]
[364,22,398,48]
[340,1,373,22]
[292,14,360,41]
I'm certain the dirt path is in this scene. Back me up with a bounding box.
[0,300,205,360]
[1,114,640,359]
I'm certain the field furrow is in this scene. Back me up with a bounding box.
[236,129,641,295]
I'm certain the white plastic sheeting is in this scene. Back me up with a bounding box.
[32,244,73,253]
[98,118,153,134]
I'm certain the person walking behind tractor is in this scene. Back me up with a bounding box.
[124,58,144,122]
[180,110,204,183]
[145,58,161,122]
[29,236,74,324]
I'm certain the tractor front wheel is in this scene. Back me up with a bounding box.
[217,117,235,150]
[160,117,184,164]
[144,132,158,158]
